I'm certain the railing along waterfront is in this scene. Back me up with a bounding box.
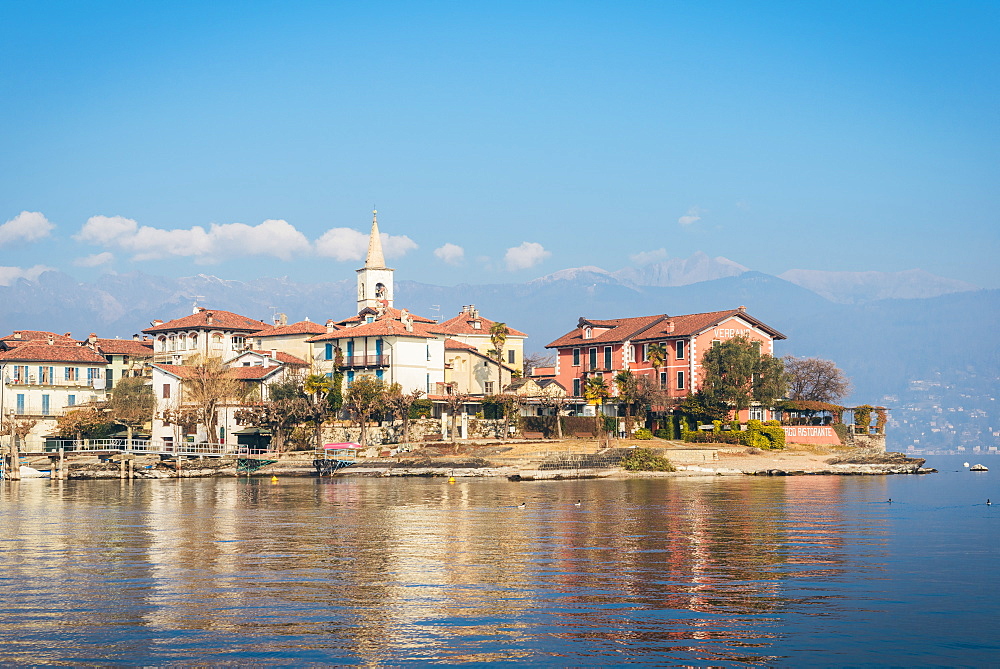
[40,439,230,456]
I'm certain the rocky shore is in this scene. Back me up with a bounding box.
[16,439,934,480]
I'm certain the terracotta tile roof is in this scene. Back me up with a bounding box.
[0,343,109,364]
[444,338,478,351]
[244,350,309,367]
[309,314,440,341]
[1,331,78,347]
[336,307,436,327]
[95,338,155,356]
[252,320,328,337]
[152,363,282,381]
[143,308,273,335]
[227,365,285,380]
[545,314,667,348]
[633,309,787,341]
[437,312,527,337]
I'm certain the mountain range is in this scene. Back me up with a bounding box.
[0,258,995,451]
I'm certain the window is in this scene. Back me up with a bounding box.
[584,327,592,339]
[376,369,384,380]
[507,349,515,364]
[162,384,171,399]
[712,339,721,348]
[106,369,114,390]
[232,336,245,349]
[347,370,355,386]
[572,348,580,366]
[41,395,50,415]
[68,395,76,406]
[676,340,685,359]
[39,366,53,384]
[325,343,333,361]
[677,370,685,390]
[603,346,612,370]
[573,378,581,396]
[12,365,25,383]
[750,407,764,421]
[426,344,431,361]
[87,368,101,381]
[485,381,494,394]
[659,372,667,390]
[589,348,597,370]
[16,394,25,414]
[65,367,80,381]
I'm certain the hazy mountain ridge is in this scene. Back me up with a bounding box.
[0,268,995,451]
[779,268,980,303]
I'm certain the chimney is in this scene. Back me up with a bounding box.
[326,319,336,334]
[132,334,140,341]
[151,320,163,327]
[738,305,746,312]
[47,334,54,345]
[665,320,675,334]
[303,316,310,322]
[271,349,278,360]
[13,332,21,340]
[206,311,214,325]
[89,333,97,345]
[63,332,71,338]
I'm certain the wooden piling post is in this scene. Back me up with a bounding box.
[119,458,126,479]
[9,440,20,481]
[59,447,66,480]
[175,456,182,477]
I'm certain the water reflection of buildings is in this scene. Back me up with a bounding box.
[1,476,889,665]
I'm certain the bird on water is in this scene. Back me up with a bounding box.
[517,502,526,509]
[574,500,582,507]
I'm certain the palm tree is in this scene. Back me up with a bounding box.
[646,342,667,389]
[614,369,637,436]
[304,373,333,449]
[488,322,510,393]
[584,375,610,443]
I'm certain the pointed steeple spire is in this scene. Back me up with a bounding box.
[366,209,386,269]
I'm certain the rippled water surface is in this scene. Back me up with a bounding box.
[1,455,997,665]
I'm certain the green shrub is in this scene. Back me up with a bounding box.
[712,420,723,432]
[653,429,670,440]
[832,422,849,445]
[620,448,676,472]
[760,425,786,449]
[634,428,653,440]
[747,419,764,431]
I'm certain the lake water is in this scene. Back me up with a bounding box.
[0,455,996,666]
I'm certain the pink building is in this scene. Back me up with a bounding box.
[545,307,786,419]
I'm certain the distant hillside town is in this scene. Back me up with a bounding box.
[1,213,887,455]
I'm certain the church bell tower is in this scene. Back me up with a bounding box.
[356,210,394,314]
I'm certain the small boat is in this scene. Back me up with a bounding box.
[970,464,988,472]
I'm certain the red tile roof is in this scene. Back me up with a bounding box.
[336,307,436,327]
[1,331,78,347]
[545,309,786,348]
[633,309,787,341]
[95,338,155,356]
[444,338,478,351]
[437,312,527,337]
[152,363,282,381]
[143,309,273,335]
[244,350,309,367]
[545,314,667,348]
[0,343,109,364]
[252,320,328,337]
[309,314,440,341]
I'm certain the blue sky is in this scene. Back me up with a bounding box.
[2,1,997,288]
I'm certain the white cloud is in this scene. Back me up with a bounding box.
[74,252,114,267]
[0,211,55,246]
[75,216,311,262]
[434,243,465,265]
[504,241,551,271]
[678,206,705,226]
[314,228,418,262]
[629,248,668,265]
[0,264,53,286]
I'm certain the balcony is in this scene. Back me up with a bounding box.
[341,354,389,369]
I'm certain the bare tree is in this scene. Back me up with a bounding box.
[106,376,156,448]
[183,354,248,443]
[344,375,387,448]
[384,384,424,450]
[783,356,851,403]
[442,388,470,449]
[522,351,555,377]
[55,407,110,443]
